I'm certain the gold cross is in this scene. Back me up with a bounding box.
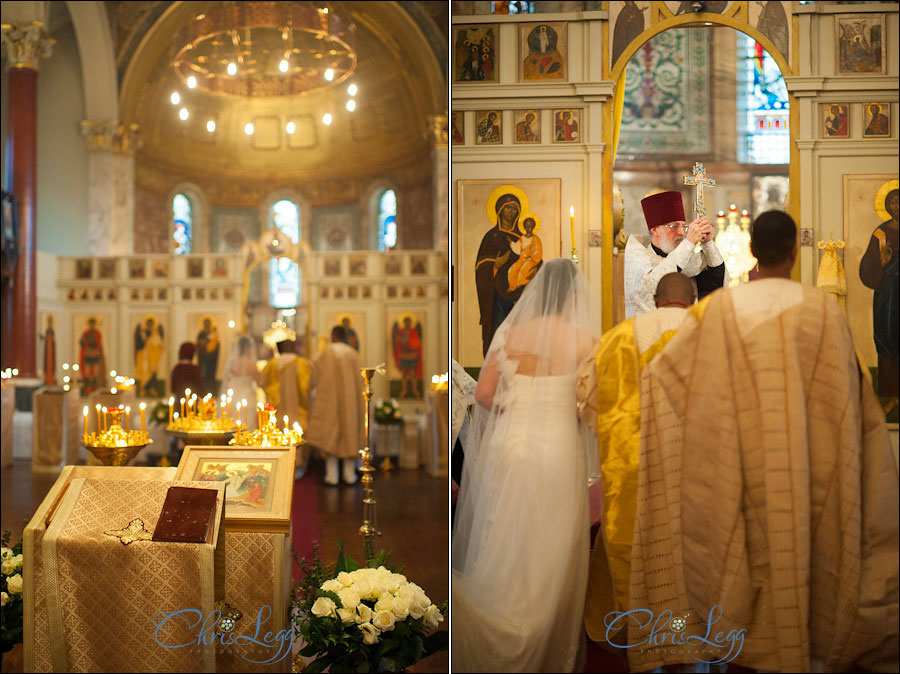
[104,517,153,545]
[683,162,716,218]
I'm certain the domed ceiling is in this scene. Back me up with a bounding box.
[117,1,446,194]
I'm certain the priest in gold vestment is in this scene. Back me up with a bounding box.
[625,211,899,672]
[576,272,695,639]
[259,339,311,475]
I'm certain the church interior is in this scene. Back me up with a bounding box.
[1,0,899,672]
[1,1,448,671]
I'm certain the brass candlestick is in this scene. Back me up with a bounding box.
[229,404,304,448]
[359,367,382,540]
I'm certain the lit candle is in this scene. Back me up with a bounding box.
[221,401,226,420]
[125,406,131,430]
[168,396,174,424]
[227,397,233,421]
[180,397,186,418]
[140,402,147,434]
[95,404,102,432]
[83,406,88,443]
[102,407,108,431]
[569,205,575,251]
[283,415,289,430]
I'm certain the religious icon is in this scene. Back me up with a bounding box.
[836,14,885,75]
[182,288,191,300]
[751,175,789,220]
[198,461,274,509]
[188,258,204,278]
[334,287,344,299]
[451,112,464,145]
[754,0,788,60]
[97,259,116,279]
[410,255,428,275]
[196,315,221,395]
[401,286,412,298]
[95,290,104,301]
[75,259,92,279]
[143,288,154,301]
[362,286,372,299]
[384,257,402,275]
[822,104,849,138]
[196,288,205,300]
[514,110,541,144]
[134,314,166,398]
[453,25,497,83]
[588,230,602,248]
[858,179,899,417]
[212,257,228,278]
[475,110,502,144]
[521,23,566,81]
[348,286,359,299]
[863,102,890,137]
[130,289,139,301]
[224,288,234,300]
[325,226,348,249]
[210,289,219,300]
[129,259,146,279]
[40,313,57,386]
[336,313,360,351]
[107,290,116,301]
[553,109,579,143]
[153,260,169,278]
[387,286,398,299]
[324,258,341,276]
[612,1,645,69]
[320,287,329,299]
[391,313,423,399]
[157,289,167,301]
[349,256,366,276]
[78,315,106,395]
[416,285,426,298]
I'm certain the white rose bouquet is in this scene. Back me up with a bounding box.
[293,542,446,673]
[373,399,404,426]
[1,531,24,654]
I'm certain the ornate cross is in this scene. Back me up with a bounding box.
[683,162,716,218]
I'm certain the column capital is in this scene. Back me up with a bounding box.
[1,22,53,71]
[426,114,448,148]
[80,120,142,156]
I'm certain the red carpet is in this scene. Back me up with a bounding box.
[291,472,320,581]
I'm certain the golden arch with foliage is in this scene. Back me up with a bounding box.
[600,2,798,330]
[239,226,312,338]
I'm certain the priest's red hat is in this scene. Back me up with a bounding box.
[641,191,685,229]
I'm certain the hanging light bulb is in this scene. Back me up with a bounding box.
[170,91,181,105]
[279,58,289,73]
[346,99,356,112]
[324,68,334,81]
[322,113,333,126]
[347,83,357,96]
[179,107,189,121]
[206,120,216,132]
[186,75,198,89]
[245,122,254,135]
[285,121,296,134]
[227,62,237,76]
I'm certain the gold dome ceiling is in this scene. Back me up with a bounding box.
[120,1,445,187]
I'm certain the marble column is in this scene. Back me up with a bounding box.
[1,22,53,376]
[427,114,449,252]
[80,121,140,255]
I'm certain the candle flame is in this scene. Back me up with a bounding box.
[570,206,575,217]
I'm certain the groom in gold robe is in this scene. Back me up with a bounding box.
[620,211,898,672]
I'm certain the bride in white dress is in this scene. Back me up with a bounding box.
[452,259,598,672]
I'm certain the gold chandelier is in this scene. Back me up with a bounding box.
[172,1,356,98]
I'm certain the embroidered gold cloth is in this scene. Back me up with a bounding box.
[25,470,225,672]
[629,280,899,672]
[216,531,292,673]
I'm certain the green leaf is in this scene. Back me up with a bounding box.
[423,630,449,654]
[379,656,400,672]
[304,659,329,673]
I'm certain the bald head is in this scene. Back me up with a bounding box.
[654,272,696,308]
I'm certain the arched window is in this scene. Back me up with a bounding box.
[736,33,789,164]
[269,199,301,308]
[377,189,397,252]
[172,193,192,255]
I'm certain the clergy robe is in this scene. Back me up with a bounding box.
[624,232,726,318]
[575,305,688,640]
[305,342,364,460]
[626,279,899,672]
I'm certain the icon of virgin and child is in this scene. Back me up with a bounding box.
[475,186,545,355]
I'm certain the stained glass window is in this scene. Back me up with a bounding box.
[736,32,789,164]
[378,190,397,252]
[172,193,192,255]
[268,199,301,309]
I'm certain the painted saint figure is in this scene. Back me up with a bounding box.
[515,112,538,142]
[475,189,527,355]
[522,24,564,79]
[555,110,578,142]
[79,317,106,395]
[477,111,501,144]
[864,103,890,136]
[196,316,220,395]
[825,104,848,137]
[392,315,423,398]
[507,214,543,291]
[859,186,899,414]
[135,316,165,397]
[340,316,360,351]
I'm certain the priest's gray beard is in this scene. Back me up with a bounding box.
[654,236,680,254]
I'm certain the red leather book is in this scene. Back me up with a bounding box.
[152,486,218,543]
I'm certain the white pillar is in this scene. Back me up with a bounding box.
[80,120,139,255]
